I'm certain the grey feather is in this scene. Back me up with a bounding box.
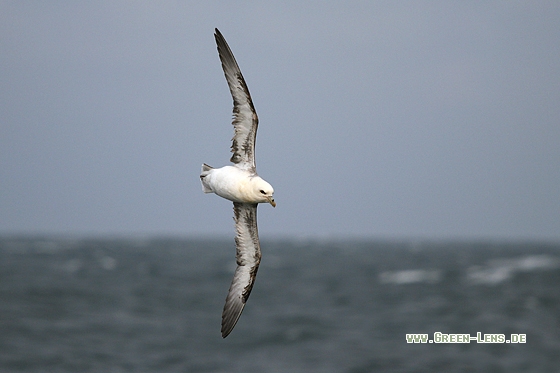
[214,28,259,172]
[221,202,261,338]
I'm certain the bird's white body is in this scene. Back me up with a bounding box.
[201,165,275,206]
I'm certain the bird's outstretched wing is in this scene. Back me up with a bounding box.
[221,202,261,338]
[214,28,258,172]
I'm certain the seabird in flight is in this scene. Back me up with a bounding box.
[200,28,276,338]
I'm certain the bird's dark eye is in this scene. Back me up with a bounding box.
[260,190,266,194]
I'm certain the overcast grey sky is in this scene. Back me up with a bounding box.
[1,1,559,240]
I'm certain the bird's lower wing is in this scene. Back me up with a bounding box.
[221,202,261,338]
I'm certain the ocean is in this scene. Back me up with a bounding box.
[1,237,559,372]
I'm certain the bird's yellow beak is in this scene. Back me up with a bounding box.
[267,197,276,208]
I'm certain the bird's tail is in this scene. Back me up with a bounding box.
[200,163,214,193]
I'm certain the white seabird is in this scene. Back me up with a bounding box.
[200,28,276,338]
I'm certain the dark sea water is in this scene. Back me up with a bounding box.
[1,237,559,372]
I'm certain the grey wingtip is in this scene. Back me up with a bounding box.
[214,28,224,43]
[221,301,246,338]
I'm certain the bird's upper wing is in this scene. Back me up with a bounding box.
[214,28,258,172]
[221,202,261,338]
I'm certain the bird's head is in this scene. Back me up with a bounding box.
[252,178,276,207]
